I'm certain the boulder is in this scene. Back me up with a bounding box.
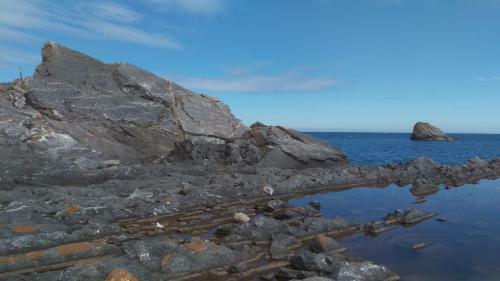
[410,122,456,141]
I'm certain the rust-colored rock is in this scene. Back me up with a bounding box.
[11,225,40,234]
[56,242,99,256]
[161,255,171,271]
[105,268,138,281]
[66,204,81,214]
[25,251,47,260]
[183,237,207,253]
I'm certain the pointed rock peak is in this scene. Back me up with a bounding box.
[34,41,109,86]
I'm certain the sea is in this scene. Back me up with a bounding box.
[290,132,500,281]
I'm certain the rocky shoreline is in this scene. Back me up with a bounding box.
[1,42,500,281]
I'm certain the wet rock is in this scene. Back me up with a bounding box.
[363,221,392,235]
[384,209,435,225]
[412,242,432,250]
[337,261,399,281]
[309,201,321,210]
[410,182,439,196]
[411,122,456,141]
[290,251,340,274]
[309,234,343,253]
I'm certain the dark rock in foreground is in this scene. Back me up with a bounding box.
[410,122,456,141]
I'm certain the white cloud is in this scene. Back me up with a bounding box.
[0,0,180,49]
[86,2,142,23]
[0,45,39,67]
[172,73,336,93]
[144,0,225,15]
[83,20,181,49]
[475,76,500,81]
[0,27,39,42]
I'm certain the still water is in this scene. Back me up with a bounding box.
[291,180,500,281]
[291,133,500,280]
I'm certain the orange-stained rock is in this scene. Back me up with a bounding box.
[25,251,47,260]
[105,268,138,281]
[11,225,40,234]
[66,204,81,214]
[183,237,207,253]
[0,255,21,265]
[309,234,342,253]
[161,255,171,271]
[56,242,99,256]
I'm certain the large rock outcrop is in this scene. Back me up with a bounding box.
[410,122,456,141]
[0,42,347,186]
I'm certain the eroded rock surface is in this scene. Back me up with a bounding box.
[0,42,347,186]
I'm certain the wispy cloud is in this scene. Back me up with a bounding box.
[82,20,181,49]
[85,2,142,23]
[0,45,39,68]
[171,72,336,93]
[0,27,39,42]
[144,0,225,15]
[475,76,500,82]
[0,0,181,49]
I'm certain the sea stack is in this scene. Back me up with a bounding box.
[411,122,456,141]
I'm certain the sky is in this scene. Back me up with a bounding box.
[1,0,500,133]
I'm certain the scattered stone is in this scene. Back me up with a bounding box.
[234,212,251,223]
[264,199,286,212]
[105,268,138,281]
[178,182,191,195]
[309,201,321,210]
[364,221,392,235]
[99,160,121,168]
[412,198,427,204]
[412,242,432,250]
[384,209,435,225]
[262,185,275,195]
[309,234,343,253]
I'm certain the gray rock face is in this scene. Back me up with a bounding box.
[411,122,456,141]
[0,42,347,186]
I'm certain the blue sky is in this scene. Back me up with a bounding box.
[1,0,499,133]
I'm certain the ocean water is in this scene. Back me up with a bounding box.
[306,132,500,165]
[289,133,500,281]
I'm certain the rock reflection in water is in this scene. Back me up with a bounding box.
[290,179,500,281]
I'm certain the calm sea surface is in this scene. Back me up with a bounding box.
[306,132,500,165]
[290,133,500,281]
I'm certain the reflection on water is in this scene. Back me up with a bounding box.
[290,179,500,281]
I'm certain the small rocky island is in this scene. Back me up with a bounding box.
[410,122,456,141]
[0,43,498,281]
